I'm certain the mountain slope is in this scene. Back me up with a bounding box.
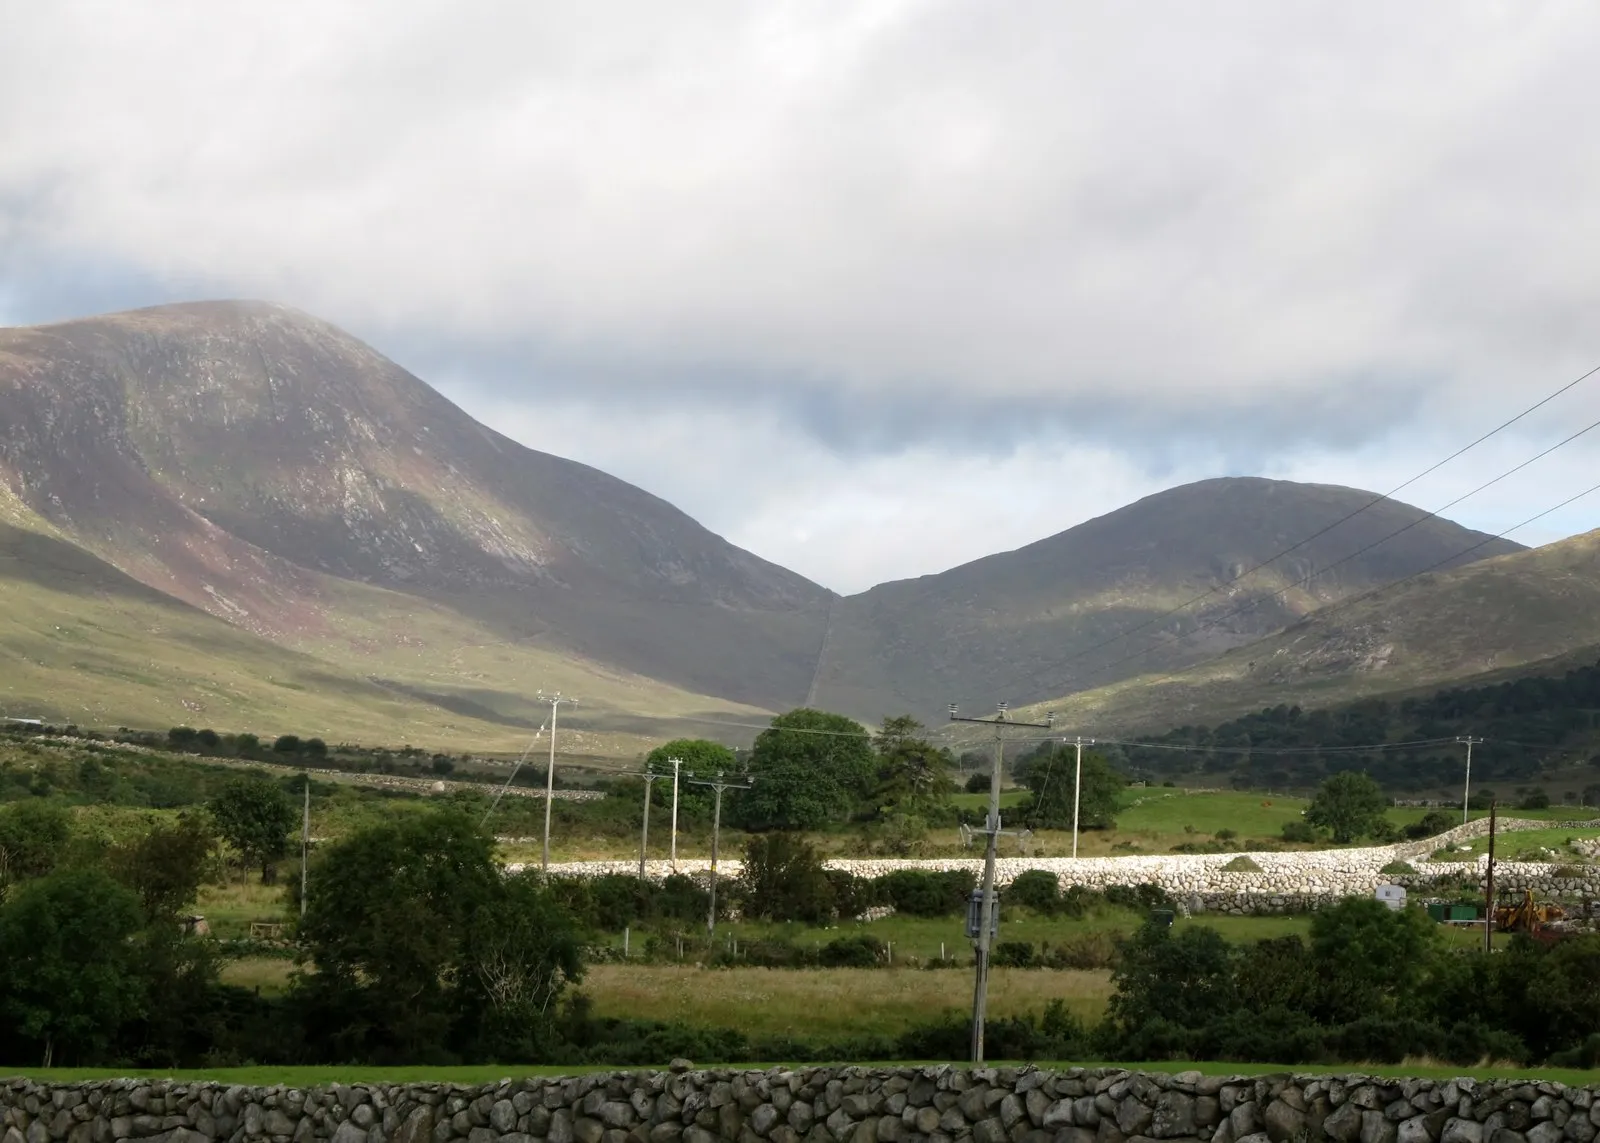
[1001,528,1600,736]
[0,504,770,754]
[810,477,1524,721]
[0,301,834,713]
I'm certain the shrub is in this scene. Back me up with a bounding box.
[1281,820,1317,843]
[1405,810,1457,840]
[1520,789,1552,810]
[965,772,990,794]
[1103,883,1173,911]
[877,869,975,916]
[1215,828,1238,842]
[272,734,301,754]
[1043,931,1118,970]
[1221,856,1263,873]
[818,934,884,967]
[1059,885,1103,918]
[1552,865,1586,880]
[992,940,1038,968]
[1005,870,1060,913]
[1381,861,1417,875]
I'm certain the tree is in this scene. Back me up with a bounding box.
[1107,922,1237,1034]
[740,833,835,924]
[871,716,956,820]
[110,813,216,920]
[297,809,503,1059]
[1023,748,1124,830]
[458,872,583,1060]
[0,801,71,899]
[1305,770,1388,843]
[1308,896,1440,1024]
[742,709,875,830]
[644,739,738,816]
[0,868,146,1066]
[210,775,297,883]
[272,734,301,754]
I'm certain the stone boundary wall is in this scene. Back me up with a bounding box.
[512,819,1600,913]
[5,1066,1598,1143]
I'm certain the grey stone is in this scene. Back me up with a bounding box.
[331,1121,367,1143]
[914,1108,940,1135]
[826,1108,855,1143]
[1493,1133,1530,1143]
[468,1128,496,1143]
[1327,1103,1365,1143]
[649,1124,683,1143]
[1441,1122,1485,1143]
[790,1105,815,1135]
[751,1107,781,1137]
[1076,1101,1104,1129]
[1002,1098,1028,1131]
[1534,1104,1557,1125]
[1361,1112,1396,1143]
[1567,1118,1596,1143]
[843,1099,874,1123]
[1397,1118,1436,1143]
[1236,1134,1271,1143]
[1118,1104,1154,1138]
[574,1119,606,1143]
[1530,1127,1565,1143]
[874,1116,903,1143]
[1026,1091,1051,1129]
[263,1111,296,1136]
[771,1129,798,1143]
[489,1102,517,1133]
[1152,1096,1195,1140]
[394,1107,434,1143]
[551,1111,577,1143]
[1230,1106,1260,1141]
[1195,1101,1220,1131]
[1263,1103,1307,1143]
[683,1129,717,1143]
[975,1120,1008,1143]
[601,1105,635,1130]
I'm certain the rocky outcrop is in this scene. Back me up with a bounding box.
[6,1068,1600,1143]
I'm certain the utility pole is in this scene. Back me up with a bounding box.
[1458,736,1484,825]
[688,772,754,936]
[1070,735,1095,860]
[300,771,310,918]
[669,756,684,869]
[638,770,661,880]
[539,692,577,873]
[949,701,1054,1064]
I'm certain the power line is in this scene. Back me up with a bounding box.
[995,363,1600,697]
[1028,454,1600,702]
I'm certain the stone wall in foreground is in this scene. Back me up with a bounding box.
[5,1066,1598,1143]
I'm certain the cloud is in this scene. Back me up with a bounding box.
[5,1,1600,588]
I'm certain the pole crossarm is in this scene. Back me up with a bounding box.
[948,702,1053,1064]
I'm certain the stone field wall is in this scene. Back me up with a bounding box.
[515,818,1600,914]
[5,1067,1598,1143]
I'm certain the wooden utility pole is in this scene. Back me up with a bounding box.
[949,702,1054,1064]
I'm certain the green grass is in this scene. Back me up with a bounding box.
[1428,827,1600,862]
[13,1059,1600,1085]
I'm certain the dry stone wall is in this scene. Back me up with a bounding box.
[6,1067,1600,1143]
[517,819,1600,914]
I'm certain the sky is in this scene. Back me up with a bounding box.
[5,2,1600,592]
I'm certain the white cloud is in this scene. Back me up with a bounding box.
[7,1,1600,588]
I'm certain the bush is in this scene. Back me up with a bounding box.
[818,934,884,968]
[877,869,975,916]
[1381,861,1417,875]
[991,940,1038,968]
[1520,790,1552,810]
[1042,932,1118,970]
[1059,885,1104,918]
[1004,870,1060,913]
[1405,810,1457,840]
[1221,856,1262,873]
[1215,828,1238,842]
[965,772,990,794]
[1103,883,1174,911]
[1281,820,1317,843]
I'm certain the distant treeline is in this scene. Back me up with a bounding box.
[1103,658,1600,791]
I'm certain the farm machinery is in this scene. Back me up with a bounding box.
[1494,890,1568,941]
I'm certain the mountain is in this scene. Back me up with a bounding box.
[809,477,1524,722]
[997,528,1600,737]
[0,301,834,739]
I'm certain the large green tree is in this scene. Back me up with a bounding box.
[0,868,146,1066]
[110,813,216,920]
[210,775,297,883]
[1022,748,1124,830]
[644,738,739,816]
[741,709,875,830]
[297,809,580,1061]
[871,716,956,820]
[1304,770,1388,844]
[739,833,835,924]
[0,801,71,899]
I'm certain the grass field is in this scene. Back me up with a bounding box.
[1428,826,1600,862]
[13,1060,1600,1085]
